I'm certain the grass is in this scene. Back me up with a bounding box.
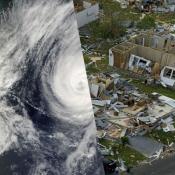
[118,145,146,166]
[99,138,146,167]
[146,129,175,145]
[115,69,175,99]
[81,0,141,53]
[84,55,91,64]
[85,56,114,74]
[131,79,175,99]
[99,42,115,55]
[150,13,175,24]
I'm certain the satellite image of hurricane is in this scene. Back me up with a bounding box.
[0,0,104,174]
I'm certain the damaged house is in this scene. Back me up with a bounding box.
[109,31,175,87]
[88,60,175,163]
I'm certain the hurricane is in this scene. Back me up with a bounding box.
[0,0,104,174]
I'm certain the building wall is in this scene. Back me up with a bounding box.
[76,3,99,28]
[135,45,175,68]
[111,44,175,69]
[110,46,137,69]
[130,34,169,51]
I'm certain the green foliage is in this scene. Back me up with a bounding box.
[131,79,175,99]
[87,0,141,40]
[118,145,145,166]
[111,144,118,156]
[98,0,121,14]
[98,138,145,166]
[121,136,129,146]
[147,130,175,145]
[89,19,126,40]
[88,0,130,40]
[85,56,113,74]
[137,15,156,30]
[83,55,91,64]
[150,13,175,24]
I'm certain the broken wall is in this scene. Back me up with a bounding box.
[130,34,154,47]
[136,45,163,63]
[130,34,172,51]
[133,45,175,68]
[112,41,175,70]
[112,46,137,69]
[162,53,175,67]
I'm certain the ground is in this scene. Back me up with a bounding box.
[85,56,175,167]
[99,138,146,167]
[85,56,114,74]
[81,1,175,171]
[150,13,175,24]
[131,80,175,99]
[146,129,175,145]
[85,58,175,99]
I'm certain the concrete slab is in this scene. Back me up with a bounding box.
[129,136,163,158]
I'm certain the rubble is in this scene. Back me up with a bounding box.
[85,31,175,169]
[161,116,175,132]
[80,0,175,172]
[128,54,152,72]
[88,70,175,165]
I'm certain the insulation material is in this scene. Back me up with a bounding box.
[113,46,137,69]
[152,62,161,77]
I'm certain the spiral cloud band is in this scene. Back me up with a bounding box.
[0,0,104,174]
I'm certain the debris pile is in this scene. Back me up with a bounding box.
[88,72,175,160]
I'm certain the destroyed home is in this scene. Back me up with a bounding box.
[89,71,175,137]
[109,31,175,87]
[80,0,175,173]
[80,0,175,170]
[87,62,175,168]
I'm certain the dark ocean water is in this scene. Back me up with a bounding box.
[0,0,12,11]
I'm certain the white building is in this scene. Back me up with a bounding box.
[76,1,99,28]
[160,66,175,87]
